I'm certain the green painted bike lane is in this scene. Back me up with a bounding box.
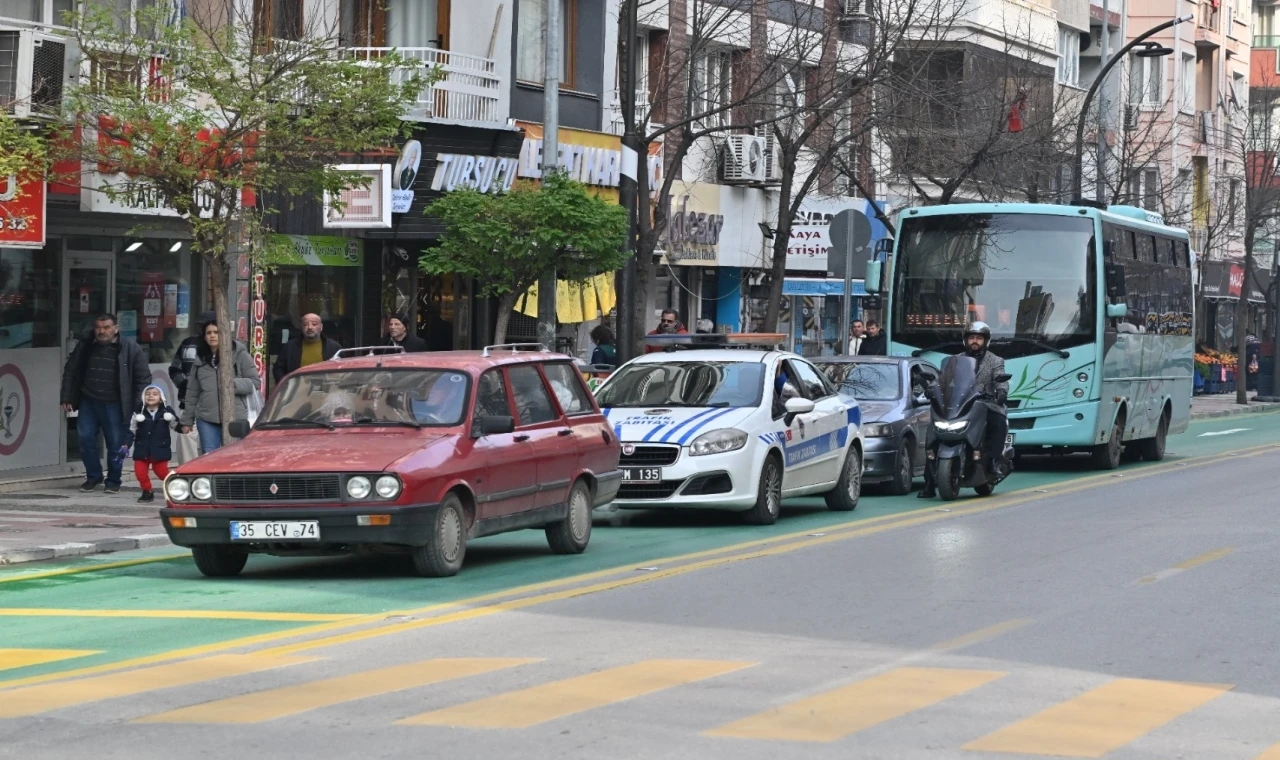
[2,410,1278,684]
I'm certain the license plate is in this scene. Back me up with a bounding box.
[1005,433,1015,446]
[229,521,320,541]
[622,467,662,482]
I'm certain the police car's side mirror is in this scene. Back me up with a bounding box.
[783,396,815,425]
[228,420,251,439]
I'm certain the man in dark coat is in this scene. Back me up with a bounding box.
[385,313,427,352]
[60,314,153,493]
[273,312,341,383]
[860,321,887,355]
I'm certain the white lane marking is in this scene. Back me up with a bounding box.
[1199,428,1250,437]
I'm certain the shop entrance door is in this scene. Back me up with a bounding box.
[62,252,115,464]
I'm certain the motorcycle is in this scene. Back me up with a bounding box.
[926,355,1014,501]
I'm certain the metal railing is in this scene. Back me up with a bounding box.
[346,46,503,125]
[1255,35,1280,48]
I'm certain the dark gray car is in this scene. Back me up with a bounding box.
[813,356,941,495]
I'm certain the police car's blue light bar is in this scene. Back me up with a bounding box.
[643,333,787,348]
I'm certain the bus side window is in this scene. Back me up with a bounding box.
[1156,236,1176,266]
[1135,233,1156,263]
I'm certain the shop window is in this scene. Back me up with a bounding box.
[266,264,360,361]
[114,239,199,364]
[0,245,59,349]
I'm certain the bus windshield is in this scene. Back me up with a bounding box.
[892,213,1097,357]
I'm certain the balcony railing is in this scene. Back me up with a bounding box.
[346,47,503,126]
[1255,35,1280,48]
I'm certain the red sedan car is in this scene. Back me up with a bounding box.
[159,345,622,578]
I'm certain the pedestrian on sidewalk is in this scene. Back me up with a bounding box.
[273,313,341,382]
[384,313,427,353]
[180,318,260,454]
[168,310,215,410]
[124,384,178,503]
[60,314,153,494]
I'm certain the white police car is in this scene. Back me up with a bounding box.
[593,333,864,524]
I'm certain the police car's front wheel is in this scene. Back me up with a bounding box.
[824,446,861,512]
[743,454,783,525]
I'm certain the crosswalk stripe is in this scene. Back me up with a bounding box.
[398,659,754,729]
[134,658,538,724]
[962,678,1232,757]
[0,649,101,673]
[0,654,313,718]
[705,667,1005,743]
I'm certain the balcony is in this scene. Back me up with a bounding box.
[1255,35,1280,49]
[346,47,503,126]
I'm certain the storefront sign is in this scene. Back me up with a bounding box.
[323,164,392,229]
[268,235,364,267]
[786,197,890,272]
[514,122,663,200]
[251,272,267,393]
[1201,261,1270,302]
[0,349,61,472]
[392,139,422,212]
[430,154,520,195]
[82,169,240,218]
[782,278,869,297]
[662,182,724,266]
[0,172,46,248]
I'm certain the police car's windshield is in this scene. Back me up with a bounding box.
[597,362,765,408]
[260,369,471,427]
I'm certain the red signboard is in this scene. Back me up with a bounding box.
[1228,264,1245,298]
[141,272,165,342]
[0,173,46,248]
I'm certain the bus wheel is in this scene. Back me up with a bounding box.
[1091,415,1124,470]
[1137,409,1170,462]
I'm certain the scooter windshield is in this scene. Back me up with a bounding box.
[939,355,979,417]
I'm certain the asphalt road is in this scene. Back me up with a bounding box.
[2,413,1280,759]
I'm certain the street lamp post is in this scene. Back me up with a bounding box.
[1072,14,1193,205]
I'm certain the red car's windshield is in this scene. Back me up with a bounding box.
[263,369,472,427]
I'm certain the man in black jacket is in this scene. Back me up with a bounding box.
[60,314,153,493]
[273,312,341,383]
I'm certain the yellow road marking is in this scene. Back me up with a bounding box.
[0,649,100,672]
[0,653,314,718]
[962,678,1232,757]
[1139,547,1236,584]
[707,667,1004,743]
[4,442,1276,692]
[1254,744,1280,759]
[136,658,537,724]
[930,619,1032,652]
[399,659,753,729]
[0,609,361,622]
[0,554,189,584]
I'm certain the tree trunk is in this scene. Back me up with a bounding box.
[762,151,797,333]
[205,251,239,442]
[493,292,516,344]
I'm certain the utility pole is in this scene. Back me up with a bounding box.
[1095,0,1109,202]
[537,0,561,351]
[616,0,640,362]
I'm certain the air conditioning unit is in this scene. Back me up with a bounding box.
[0,28,70,120]
[721,134,767,183]
[762,134,782,184]
[1082,28,1103,58]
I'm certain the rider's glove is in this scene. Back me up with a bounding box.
[995,389,1008,406]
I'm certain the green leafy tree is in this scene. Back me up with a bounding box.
[0,111,47,233]
[56,0,422,438]
[423,174,628,344]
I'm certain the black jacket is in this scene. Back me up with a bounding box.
[127,405,177,462]
[168,336,202,406]
[60,332,152,420]
[385,334,428,353]
[860,334,887,356]
[273,336,342,382]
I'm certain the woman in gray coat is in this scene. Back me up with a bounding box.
[179,319,259,453]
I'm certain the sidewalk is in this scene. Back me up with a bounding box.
[2,393,1278,567]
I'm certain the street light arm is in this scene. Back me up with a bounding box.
[1073,14,1194,204]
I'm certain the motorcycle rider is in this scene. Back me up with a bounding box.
[918,321,1011,498]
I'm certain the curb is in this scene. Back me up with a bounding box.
[1190,403,1280,420]
[0,534,172,566]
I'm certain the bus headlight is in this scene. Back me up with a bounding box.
[166,478,191,502]
[690,429,748,456]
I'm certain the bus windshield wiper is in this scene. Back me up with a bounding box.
[910,341,963,357]
[351,417,422,429]
[258,417,335,430]
[991,337,1069,358]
